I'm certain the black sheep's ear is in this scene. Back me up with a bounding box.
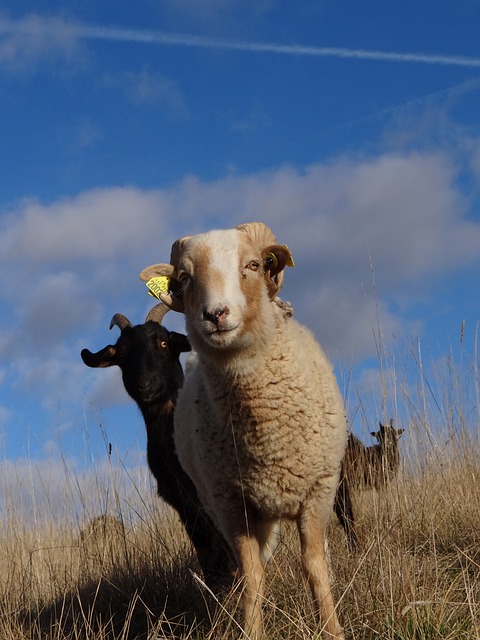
[169,332,191,357]
[81,345,118,368]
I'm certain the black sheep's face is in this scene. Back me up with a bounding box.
[371,423,405,448]
[81,321,191,406]
[120,323,186,405]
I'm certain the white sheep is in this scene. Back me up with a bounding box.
[140,222,347,639]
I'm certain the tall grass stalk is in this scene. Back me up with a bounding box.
[0,333,479,639]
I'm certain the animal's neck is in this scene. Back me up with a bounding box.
[382,444,399,465]
[140,400,175,437]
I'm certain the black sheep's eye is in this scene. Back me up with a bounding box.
[177,271,190,284]
[158,340,168,349]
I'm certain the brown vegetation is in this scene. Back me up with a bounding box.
[2,331,479,638]
[0,422,478,639]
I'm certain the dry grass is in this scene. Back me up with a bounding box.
[2,451,478,640]
[1,342,479,639]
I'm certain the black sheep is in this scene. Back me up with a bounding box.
[334,420,405,549]
[81,303,234,588]
[344,419,405,490]
[334,460,358,549]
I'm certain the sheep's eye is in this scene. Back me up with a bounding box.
[246,260,260,271]
[177,271,191,288]
[158,340,168,349]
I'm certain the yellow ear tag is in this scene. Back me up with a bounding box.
[146,276,171,299]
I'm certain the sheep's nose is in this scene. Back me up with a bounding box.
[203,306,229,325]
[137,380,153,393]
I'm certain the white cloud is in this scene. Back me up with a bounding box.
[0,149,479,441]
[0,14,83,71]
[229,103,271,132]
[471,141,480,185]
[84,366,131,409]
[69,119,104,154]
[103,69,189,118]
[0,187,170,268]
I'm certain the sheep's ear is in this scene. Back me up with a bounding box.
[81,346,118,368]
[139,263,174,281]
[139,263,184,312]
[262,245,294,277]
[261,244,294,299]
[169,331,192,357]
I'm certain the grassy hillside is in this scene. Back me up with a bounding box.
[1,342,479,638]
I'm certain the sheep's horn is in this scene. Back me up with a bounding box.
[159,293,185,312]
[145,303,170,324]
[235,222,278,246]
[109,313,132,331]
[170,235,193,267]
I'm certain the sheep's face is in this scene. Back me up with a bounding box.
[173,230,262,353]
[81,322,191,406]
[371,422,405,450]
[139,223,294,363]
[174,229,291,356]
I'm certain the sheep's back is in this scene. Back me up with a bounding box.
[174,316,347,521]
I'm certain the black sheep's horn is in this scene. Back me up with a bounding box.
[145,303,170,324]
[109,313,132,331]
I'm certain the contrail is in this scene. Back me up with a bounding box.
[77,24,480,69]
[3,17,480,69]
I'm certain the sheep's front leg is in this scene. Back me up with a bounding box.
[297,506,344,640]
[235,532,266,639]
[222,510,266,639]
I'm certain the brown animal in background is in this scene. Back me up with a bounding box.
[333,420,404,549]
[344,419,405,490]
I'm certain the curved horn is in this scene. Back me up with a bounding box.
[235,222,278,246]
[170,235,193,268]
[109,313,132,331]
[145,302,170,324]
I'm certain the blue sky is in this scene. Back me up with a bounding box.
[1,1,480,483]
